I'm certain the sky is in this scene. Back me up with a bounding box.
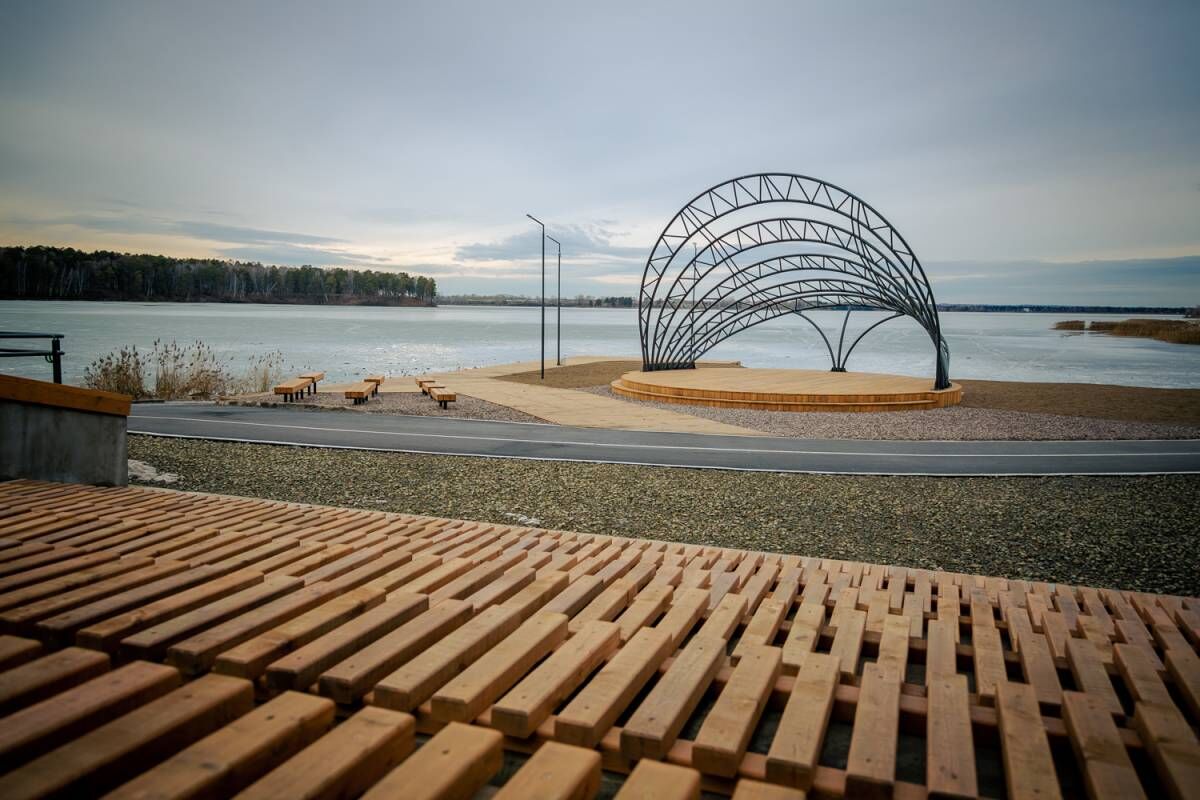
[1,0,1198,305]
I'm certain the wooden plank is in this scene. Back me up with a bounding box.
[621,635,725,760]
[75,568,265,654]
[430,611,567,723]
[699,592,748,641]
[315,599,472,703]
[0,646,110,716]
[781,603,824,671]
[845,662,900,798]
[765,650,838,788]
[829,608,866,677]
[0,661,181,767]
[1065,635,1123,718]
[971,622,1006,702]
[613,759,701,800]
[733,597,787,659]
[654,586,709,647]
[556,626,674,748]
[492,741,602,800]
[492,620,619,737]
[1009,609,1063,708]
[0,673,253,800]
[614,584,672,643]
[1062,691,1146,800]
[1131,699,1200,800]
[166,582,349,675]
[105,691,334,799]
[693,644,782,777]
[926,673,977,800]
[210,585,386,680]
[236,707,414,800]
[1164,645,1200,722]
[995,681,1063,800]
[1,559,188,634]
[924,616,957,684]
[118,576,301,662]
[359,721,502,800]
[0,634,42,671]
[373,603,525,712]
[874,613,910,681]
[731,780,807,799]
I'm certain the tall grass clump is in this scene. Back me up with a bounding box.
[1109,318,1200,344]
[84,341,295,399]
[82,347,148,397]
[1053,320,1085,331]
[229,351,287,394]
[150,339,228,399]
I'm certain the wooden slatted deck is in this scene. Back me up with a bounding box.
[0,479,1196,799]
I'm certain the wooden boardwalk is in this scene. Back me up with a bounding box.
[0,480,1196,799]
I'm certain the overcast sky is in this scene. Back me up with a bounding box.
[1,1,1198,304]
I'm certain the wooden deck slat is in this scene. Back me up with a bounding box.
[926,673,977,799]
[104,690,334,799]
[235,706,414,800]
[996,681,1063,800]
[614,759,701,799]
[621,635,725,760]
[492,740,602,800]
[492,619,619,737]
[692,643,782,777]
[0,673,253,800]
[359,721,503,800]
[1062,691,1147,800]
[0,660,181,767]
[0,646,109,716]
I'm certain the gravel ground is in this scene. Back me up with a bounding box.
[129,435,1200,596]
[221,391,542,423]
[583,385,1200,440]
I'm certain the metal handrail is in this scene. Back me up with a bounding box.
[0,332,65,383]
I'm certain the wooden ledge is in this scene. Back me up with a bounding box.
[0,374,131,417]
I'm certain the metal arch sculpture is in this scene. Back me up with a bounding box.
[638,173,951,389]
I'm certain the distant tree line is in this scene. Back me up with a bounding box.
[0,246,437,305]
[439,293,634,308]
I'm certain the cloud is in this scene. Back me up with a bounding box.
[589,273,642,285]
[455,223,644,264]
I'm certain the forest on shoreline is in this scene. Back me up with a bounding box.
[0,246,437,306]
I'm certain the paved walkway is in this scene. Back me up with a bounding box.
[327,356,763,436]
[129,403,1200,475]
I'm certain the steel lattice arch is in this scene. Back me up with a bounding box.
[638,173,951,389]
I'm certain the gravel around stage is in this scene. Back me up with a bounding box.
[583,385,1200,440]
[129,435,1200,596]
[221,391,543,424]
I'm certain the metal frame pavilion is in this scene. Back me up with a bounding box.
[637,173,951,389]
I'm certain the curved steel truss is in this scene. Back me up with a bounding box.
[638,173,951,389]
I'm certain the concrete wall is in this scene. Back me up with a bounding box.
[0,399,128,486]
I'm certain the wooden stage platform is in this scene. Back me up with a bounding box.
[0,480,1196,799]
[612,368,963,413]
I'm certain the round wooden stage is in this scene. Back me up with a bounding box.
[611,367,962,412]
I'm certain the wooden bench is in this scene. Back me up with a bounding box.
[428,387,456,409]
[417,379,444,396]
[273,377,313,402]
[365,376,385,397]
[344,381,376,405]
[299,372,324,395]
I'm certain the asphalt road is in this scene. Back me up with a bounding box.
[128,403,1200,476]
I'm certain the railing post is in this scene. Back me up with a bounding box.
[51,337,63,384]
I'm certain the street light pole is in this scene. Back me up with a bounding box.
[526,214,545,379]
[547,235,561,366]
